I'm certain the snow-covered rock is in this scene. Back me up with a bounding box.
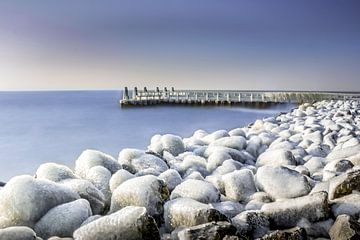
[35,162,77,182]
[109,169,134,192]
[148,134,185,156]
[171,179,220,203]
[222,169,257,202]
[158,169,182,192]
[256,149,296,167]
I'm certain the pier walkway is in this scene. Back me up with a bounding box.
[120,87,360,106]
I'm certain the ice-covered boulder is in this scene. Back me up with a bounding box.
[164,198,227,231]
[170,179,220,203]
[148,134,185,156]
[260,227,307,240]
[118,149,168,174]
[261,192,330,228]
[210,201,244,218]
[0,175,79,228]
[256,149,296,167]
[208,136,246,151]
[73,206,160,240]
[109,169,134,192]
[296,218,333,239]
[222,169,257,202]
[231,210,270,238]
[255,166,312,199]
[323,159,354,181]
[85,166,112,205]
[34,199,92,239]
[331,193,360,218]
[327,144,360,161]
[158,169,182,192]
[35,162,77,182]
[303,157,325,176]
[110,175,169,218]
[74,149,121,178]
[60,179,105,215]
[202,130,229,144]
[329,214,360,240]
[0,226,39,240]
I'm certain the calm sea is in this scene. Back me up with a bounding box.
[0,91,294,181]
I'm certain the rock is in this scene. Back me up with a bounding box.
[207,150,232,172]
[331,193,360,218]
[73,206,160,240]
[261,191,330,228]
[0,175,79,228]
[327,144,360,161]
[303,157,325,176]
[208,136,247,151]
[158,169,183,192]
[60,179,105,215]
[85,166,112,205]
[109,169,134,192]
[35,162,77,182]
[74,149,121,178]
[183,171,204,181]
[229,128,246,137]
[110,175,169,218]
[259,227,307,240]
[171,179,220,203]
[255,166,312,199]
[212,160,243,176]
[0,181,5,187]
[297,218,333,238]
[210,201,244,218]
[34,199,92,239]
[178,154,208,177]
[329,214,360,240]
[205,175,225,194]
[232,210,270,238]
[323,159,354,181]
[148,134,185,156]
[202,130,230,144]
[256,149,296,167]
[172,221,238,240]
[0,226,39,240]
[164,198,227,231]
[328,169,360,200]
[118,149,168,174]
[222,169,257,202]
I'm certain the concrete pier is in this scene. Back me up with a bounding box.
[120,87,360,106]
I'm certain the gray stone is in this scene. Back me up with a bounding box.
[329,214,360,240]
[331,193,360,218]
[210,201,244,218]
[328,169,360,200]
[0,226,39,240]
[232,210,270,238]
[259,227,307,240]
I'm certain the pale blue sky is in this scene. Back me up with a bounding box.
[0,0,359,90]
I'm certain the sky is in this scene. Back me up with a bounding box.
[0,0,359,91]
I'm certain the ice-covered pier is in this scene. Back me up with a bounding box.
[120,87,360,106]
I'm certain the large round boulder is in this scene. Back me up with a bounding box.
[255,166,312,199]
[35,162,77,182]
[34,199,92,239]
[110,175,169,218]
[109,169,134,192]
[222,169,257,202]
[0,175,79,228]
[148,134,185,156]
[73,206,160,240]
[170,179,220,203]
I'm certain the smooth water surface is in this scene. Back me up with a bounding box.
[0,91,294,181]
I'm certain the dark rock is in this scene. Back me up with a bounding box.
[0,181,5,187]
[259,227,307,240]
[171,221,238,240]
[231,210,270,238]
[329,214,360,240]
[329,169,360,200]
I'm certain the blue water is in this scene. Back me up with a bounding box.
[0,91,294,181]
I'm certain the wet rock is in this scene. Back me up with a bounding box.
[256,149,296,167]
[259,227,307,240]
[164,198,227,231]
[74,149,121,178]
[0,175,79,228]
[255,166,312,199]
[110,175,169,218]
[148,134,185,156]
[172,221,238,240]
[171,179,220,203]
[261,192,330,228]
[222,169,257,202]
[73,206,160,240]
[0,226,39,240]
[329,214,360,240]
[34,199,92,239]
[328,169,360,200]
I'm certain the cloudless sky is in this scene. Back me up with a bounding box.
[0,0,359,90]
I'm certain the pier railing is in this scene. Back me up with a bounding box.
[120,87,360,106]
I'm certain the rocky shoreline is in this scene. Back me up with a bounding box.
[1,100,360,240]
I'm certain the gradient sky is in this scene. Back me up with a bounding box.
[0,0,359,91]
